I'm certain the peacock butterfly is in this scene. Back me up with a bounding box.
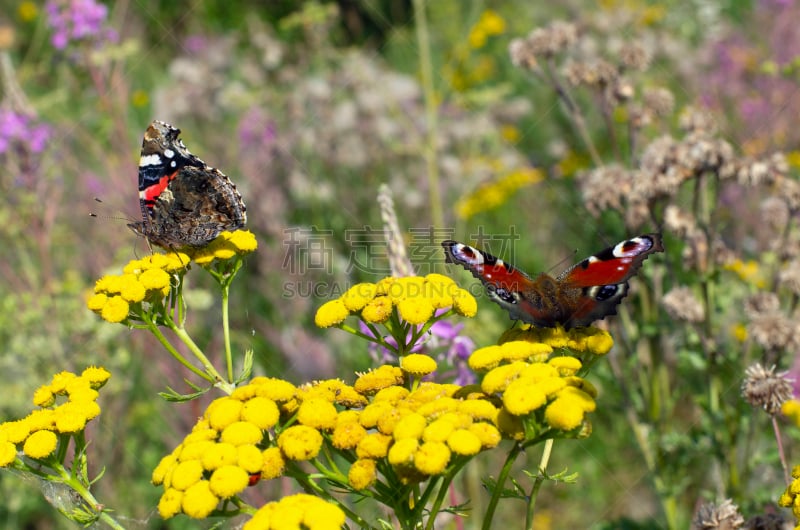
[442,234,663,329]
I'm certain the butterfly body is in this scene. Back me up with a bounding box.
[442,234,663,329]
[128,120,247,248]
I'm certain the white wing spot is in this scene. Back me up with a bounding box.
[164,149,175,158]
[139,154,161,167]
[170,161,177,168]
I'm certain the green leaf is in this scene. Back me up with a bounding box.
[159,383,211,402]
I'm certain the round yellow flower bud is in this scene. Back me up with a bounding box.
[401,354,438,377]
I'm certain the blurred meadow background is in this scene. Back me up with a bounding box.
[3,0,800,528]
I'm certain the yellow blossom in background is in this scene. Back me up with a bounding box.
[724,259,766,288]
[456,167,543,220]
[468,9,506,49]
[18,0,38,21]
[783,399,800,428]
[131,89,149,107]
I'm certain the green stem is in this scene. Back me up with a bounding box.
[168,323,233,394]
[221,283,234,382]
[52,463,126,530]
[144,315,211,382]
[526,439,554,530]
[483,443,522,530]
[412,0,444,230]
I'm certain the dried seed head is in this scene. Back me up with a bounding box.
[741,363,793,415]
[662,286,705,323]
[690,499,744,530]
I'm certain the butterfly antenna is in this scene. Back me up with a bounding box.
[546,248,579,276]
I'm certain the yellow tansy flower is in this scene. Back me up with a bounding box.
[227,230,258,253]
[452,289,478,317]
[496,408,525,440]
[348,458,377,490]
[252,377,297,402]
[361,296,393,323]
[397,297,435,325]
[209,465,249,498]
[414,441,451,475]
[95,275,123,294]
[354,365,405,395]
[0,441,16,467]
[401,354,438,377]
[206,397,243,430]
[356,432,393,459]
[119,274,146,303]
[236,444,263,474]
[544,395,585,431]
[26,409,55,431]
[153,454,178,485]
[261,447,286,479]
[341,283,378,311]
[500,341,553,362]
[447,429,482,456]
[139,268,171,291]
[502,378,547,415]
[585,328,614,355]
[388,437,419,466]
[171,459,205,491]
[481,362,527,394]
[219,421,263,446]
[178,440,216,462]
[278,425,324,461]
[241,397,280,429]
[2,420,31,443]
[468,422,502,448]
[373,386,410,403]
[393,413,427,440]
[314,299,349,328]
[458,399,499,423]
[54,403,87,433]
[423,418,455,443]
[158,488,183,519]
[22,429,58,459]
[86,293,107,312]
[331,421,368,450]
[32,386,55,407]
[297,398,338,431]
[201,442,238,471]
[81,366,111,388]
[100,295,129,323]
[181,480,218,519]
[548,356,582,376]
[469,345,504,372]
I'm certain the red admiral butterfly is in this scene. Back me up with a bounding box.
[128,120,247,248]
[442,234,663,329]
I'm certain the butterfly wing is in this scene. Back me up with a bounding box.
[557,233,664,327]
[442,240,555,326]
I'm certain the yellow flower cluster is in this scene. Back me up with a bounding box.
[153,376,296,519]
[724,258,766,289]
[468,9,506,49]
[455,168,543,220]
[87,230,257,323]
[244,493,345,530]
[0,367,110,467]
[314,275,477,328]
[470,336,600,434]
[189,230,258,266]
[499,324,614,358]
[778,465,800,519]
[87,252,187,323]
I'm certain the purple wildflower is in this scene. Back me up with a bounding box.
[238,108,278,150]
[0,110,51,155]
[45,0,116,50]
[360,316,476,385]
